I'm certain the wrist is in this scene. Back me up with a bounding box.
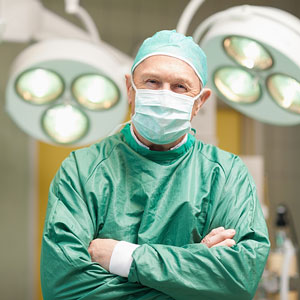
[109,241,140,277]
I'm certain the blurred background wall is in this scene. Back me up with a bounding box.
[0,0,299,299]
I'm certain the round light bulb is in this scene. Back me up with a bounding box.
[15,68,64,104]
[267,74,300,114]
[72,74,120,110]
[42,104,89,144]
[214,67,261,103]
[223,36,273,70]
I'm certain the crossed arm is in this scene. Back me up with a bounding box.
[88,227,237,274]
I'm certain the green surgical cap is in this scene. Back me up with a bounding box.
[131,30,207,86]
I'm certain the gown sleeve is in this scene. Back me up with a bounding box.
[128,156,270,300]
[40,153,173,300]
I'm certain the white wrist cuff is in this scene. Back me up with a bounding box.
[109,241,140,277]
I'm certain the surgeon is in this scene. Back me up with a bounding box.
[41,30,270,300]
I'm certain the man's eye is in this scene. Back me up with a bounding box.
[174,84,187,91]
[146,79,158,84]
[145,79,160,88]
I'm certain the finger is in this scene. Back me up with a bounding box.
[211,238,236,248]
[202,229,236,248]
[88,244,93,255]
[209,229,235,246]
[209,229,235,245]
[88,239,98,255]
[200,227,225,247]
[205,227,225,239]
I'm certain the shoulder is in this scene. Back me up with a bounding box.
[60,132,124,183]
[193,139,248,179]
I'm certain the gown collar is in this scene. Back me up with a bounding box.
[129,124,188,150]
[121,124,195,161]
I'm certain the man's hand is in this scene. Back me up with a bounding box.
[201,227,236,248]
[88,228,235,271]
[88,238,119,271]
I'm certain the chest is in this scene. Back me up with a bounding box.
[85,152,217,246]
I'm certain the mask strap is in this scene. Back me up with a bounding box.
[131,75,137,92]
[192,89,205,101]
[108,120,132,137]
[190,128,197,136]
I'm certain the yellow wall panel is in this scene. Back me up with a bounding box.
[37,142,80,300]
[217,109,242,155]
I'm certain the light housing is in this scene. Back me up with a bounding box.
[267,74,300,114]
[6,38,132,146]
[223,36,273,70]
[41,103,89,145]
[193,5,300,126]
[15,68,65,105]
[71,74,120,111]
[214,66,261,104]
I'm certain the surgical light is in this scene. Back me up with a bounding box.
[267,74,300,114]
[72,74,120,110]
[177,1,300,125]
[42,104,89,144]
[223,36,273,70]
[6,39,132,146]
[15,68,64,105]
[4,0,132,146]
[214,67,261,103]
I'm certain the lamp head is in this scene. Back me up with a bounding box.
[6,39,131,146]
[194,5,300,126]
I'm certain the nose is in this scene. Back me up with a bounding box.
[161,82,171,91]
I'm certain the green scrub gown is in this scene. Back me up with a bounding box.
[41,124,270,300]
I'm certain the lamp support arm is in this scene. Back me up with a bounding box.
[0,0,94,43]
[176,0,206,35]
[33,7,92,42]
[0,0,100,43]
[64,0,101,43]
[192,5,300,44]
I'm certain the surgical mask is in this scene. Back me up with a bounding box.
[131,78,202,145]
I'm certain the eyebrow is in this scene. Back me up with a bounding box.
[139,71,196,87]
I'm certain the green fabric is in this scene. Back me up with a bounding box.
[41,124,270,300]
[131,30,207,86]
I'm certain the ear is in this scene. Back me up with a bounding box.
[192,88,212,117]
[125,74,135,105]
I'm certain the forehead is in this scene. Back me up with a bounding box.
[133,55,201,86]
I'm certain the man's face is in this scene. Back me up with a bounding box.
[125,55,210,119]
